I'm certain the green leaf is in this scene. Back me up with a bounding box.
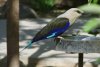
[79,4,100,14]
[93,0,98,4]
[96,58,100,64]
[82,18,100,32]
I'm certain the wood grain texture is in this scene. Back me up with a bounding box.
[7,0,19,67]
[56,36,100,53]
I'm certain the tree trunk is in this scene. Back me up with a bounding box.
[7,0,19,67]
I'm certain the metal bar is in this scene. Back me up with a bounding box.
[78,53,84,67]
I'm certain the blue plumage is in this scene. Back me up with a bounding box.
[46,21,70,39]
[20,18,70,52]
[47,32,57,38]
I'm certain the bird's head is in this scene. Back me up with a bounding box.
[57,8,83,25]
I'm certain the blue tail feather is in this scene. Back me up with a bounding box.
[20,40,34,53]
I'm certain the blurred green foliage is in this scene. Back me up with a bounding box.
[82,18,100,32]
[79,4,100,14]
[95,58,100,64]
[30,0,55,12]
[92,0,99,4]
[79,0,100,33]
[88,0,99,4]
[80,0,100,14]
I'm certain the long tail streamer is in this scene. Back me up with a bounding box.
[20,41,33,53]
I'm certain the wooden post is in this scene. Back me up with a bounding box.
[78,53,83,67]
[7,0,19,67]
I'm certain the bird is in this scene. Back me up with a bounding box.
[20,8,83,52]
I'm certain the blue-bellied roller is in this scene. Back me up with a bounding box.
[20,8,83,52]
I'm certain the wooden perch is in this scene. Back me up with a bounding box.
[56,36,100,53]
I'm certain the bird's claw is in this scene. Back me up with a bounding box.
[54,36,64,45]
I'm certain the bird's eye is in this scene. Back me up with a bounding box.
[76,10,82,14]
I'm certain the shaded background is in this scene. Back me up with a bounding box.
[0,0,100,67]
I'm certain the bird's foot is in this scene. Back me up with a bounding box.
[54,36,64,45]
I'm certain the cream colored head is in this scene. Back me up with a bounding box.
[57,8,83,25]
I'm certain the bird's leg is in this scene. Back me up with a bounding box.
[54,36,64,45]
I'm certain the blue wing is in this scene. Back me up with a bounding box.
[32,18,70,42]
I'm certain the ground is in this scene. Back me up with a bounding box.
[0,19,100,67]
